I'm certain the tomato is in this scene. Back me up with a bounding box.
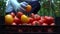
[21,15,29,23]
[41,16,45,19]
[26,5,32,12]
[42,23,48,26]
[28,17,34,24]
[12,22,16,25]
[38,16,47,26]
[5,14,14,25]
[50,23,55,26]
[45,16,54,24]
[32,21,40,26]
[10,12,15,18]
[17,12,23,19]
[14,16,21,24]
[34,14,41,21]
[41,17,47,23]
[44,16,48,18]
[49,16,54,23]
[38,20,44,25]
[30,13,35,18]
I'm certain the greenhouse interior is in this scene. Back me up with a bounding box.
[0,0,60,34]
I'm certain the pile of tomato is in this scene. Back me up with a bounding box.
[5,12,55,26]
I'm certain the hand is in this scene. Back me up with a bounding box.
[10,0,28,12]
[20,2,28,8]
[6,0,29,14]
[18,2,28,13]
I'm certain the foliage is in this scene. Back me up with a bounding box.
[38,0,60,17]
[0,0,6,16]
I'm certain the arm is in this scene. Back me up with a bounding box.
[5,0,13,13]
[10,0,28,12]
[10,0,20,11]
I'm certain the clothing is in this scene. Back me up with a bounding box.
[6,0,28,14]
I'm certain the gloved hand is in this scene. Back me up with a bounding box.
[19,2,28,12]
[6,0,28,13]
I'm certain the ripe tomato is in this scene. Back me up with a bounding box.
[12,22,16,25]
[41,17,47,23]
[32,21,40,26]
[17,12,23,19]
[28,17,34,24]
[5,14,14,25]
[44,16,48,18]
[14,16,21,24]
[45,16,54,24]
[10,12,15,18]
[41,16,45,19]
[34,14,41,21]
[50,23,55,26]
[26,5,32,12]
[49,16,54,23]
[38,20,44,25]
[30,13,35,18]
[21,15,29,23]
[42,23,48,26]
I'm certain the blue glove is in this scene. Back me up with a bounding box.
[5,0,28,13]
[19,2,28,12]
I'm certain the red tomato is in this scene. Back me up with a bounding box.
[41,17,47,23]
[10,12,15,18]
[38,20,44,25]
[44,16,48,18]
[41,16,45,19]
[12,22,16,25]
[34,14,41,21]
[42,23,48,26]
[49,16,54,23]
[17,12,23,19]
[30,13,35,18]
[45,16,54,24]
[14,16,21,24]
[32,21,40,26]
[28,17,34,24]
[50,23,55,26]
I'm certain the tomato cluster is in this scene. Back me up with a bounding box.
[5,12,55,26]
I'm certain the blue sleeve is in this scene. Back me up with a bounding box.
[10,0,21,11]
[6,0,28,13]
[5,0,13,13]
